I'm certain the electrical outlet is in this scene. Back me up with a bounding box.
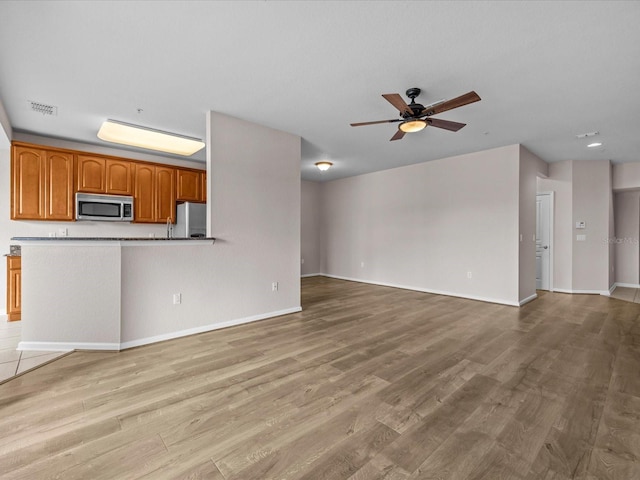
[467,271,473,279]
[272,282,278,292]
[301,258,305,264]
[361,262,365,268]
[173,293,182,305]
[58,228,68,237]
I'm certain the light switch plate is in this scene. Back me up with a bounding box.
[576,234,586,241]
[576,221,586,229]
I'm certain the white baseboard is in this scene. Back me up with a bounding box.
[614,282,640,289]
[17,307,302,352]
[119,306,302,350]
[553,288,612,296]
[17,341,117,352]
[519,293,538,306]
[301,273,321,278]
[320,274,520,307]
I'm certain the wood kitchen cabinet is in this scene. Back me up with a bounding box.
[134,164,176,223]
[77,155,133,195]
[6,256,21,322]
[176,168,206,203]
[11,142,203,224]
[11,145,74,221]
[200,171,207,202]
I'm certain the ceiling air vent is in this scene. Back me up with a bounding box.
[28,101,57,116]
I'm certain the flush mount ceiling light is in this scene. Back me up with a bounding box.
[315,161,333,171]
[97,120,205,156]
[398,119,427,133]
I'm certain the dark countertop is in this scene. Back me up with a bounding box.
[11,237,216,242]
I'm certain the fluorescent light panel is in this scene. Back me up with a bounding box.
[97,120,205,156]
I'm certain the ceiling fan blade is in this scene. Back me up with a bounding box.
[426,118,467,132]
[382,93,413,115]
[350,119,402,127]
[423,91,481,116]
[390,129,406,141]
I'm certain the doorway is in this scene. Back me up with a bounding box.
[536,192,553,290]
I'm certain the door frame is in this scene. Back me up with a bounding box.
[536,191,554,292]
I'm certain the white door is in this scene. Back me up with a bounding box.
[536,193,551,290]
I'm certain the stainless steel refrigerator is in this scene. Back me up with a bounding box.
[175,202,207,238]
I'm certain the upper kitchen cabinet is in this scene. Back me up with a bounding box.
[176,168,206,203]
[77,155,133,195]
[11,144,74,221]
[134,164,176,223]
[201,170,207,202]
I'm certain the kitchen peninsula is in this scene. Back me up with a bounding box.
[13,236,234,352]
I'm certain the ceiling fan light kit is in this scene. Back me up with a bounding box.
[350,87,481,141]
[399,119,427,133]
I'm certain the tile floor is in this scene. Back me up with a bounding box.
[0,321,71,383]
[610,286,640,304]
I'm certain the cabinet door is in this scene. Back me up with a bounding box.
[106,159,133,195]
[133,163,156,223]
[46,151,75,220]
[176,169,201,202]
[7,257,21,321]
[12,146,46,220]
[200,171,207,202]
[156,167,176,223]
[77,155,106,193]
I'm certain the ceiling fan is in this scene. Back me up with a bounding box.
[350,88,481,141]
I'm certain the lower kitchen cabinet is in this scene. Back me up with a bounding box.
[6,256,21,322]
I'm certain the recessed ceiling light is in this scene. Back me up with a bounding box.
[587,142,603,148]
[97,119,205,156]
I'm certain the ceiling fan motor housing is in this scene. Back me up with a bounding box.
[404,88,424,117]
[406,87,421,99]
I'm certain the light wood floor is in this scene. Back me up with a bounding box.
[1,277,639,479]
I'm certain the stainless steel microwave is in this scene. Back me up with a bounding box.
[76,193,134,222]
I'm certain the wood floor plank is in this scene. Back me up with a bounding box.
[0,277,639,479]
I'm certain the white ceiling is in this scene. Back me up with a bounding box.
[0,1,639,182]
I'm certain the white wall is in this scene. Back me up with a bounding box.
[539,160,614,294]
[519,146,549,303]
[614,191,640,285]
[572,160,613,292]
[119,111,301,343]
[613,163,640,191]
[301,180,321,276]
[538,161,573,290]
[0,97,11,148]
[320,145,522,306]
[21,244,122,348]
